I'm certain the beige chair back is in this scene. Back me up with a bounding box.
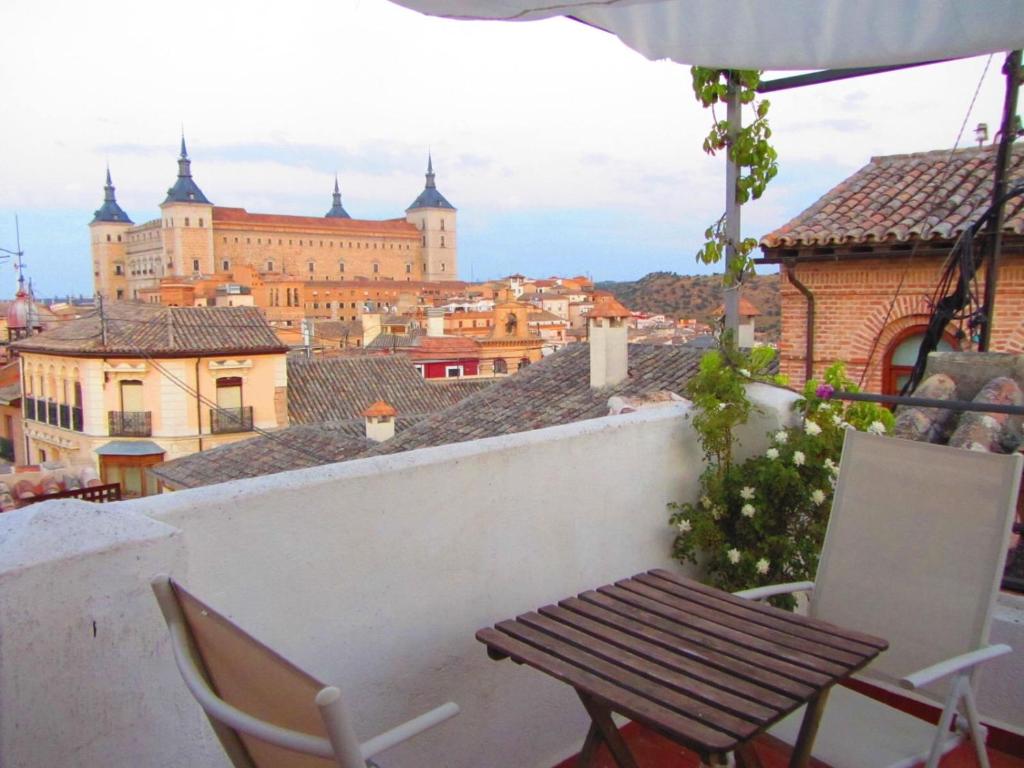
[810,430,1021,696]
[174,582,337,768]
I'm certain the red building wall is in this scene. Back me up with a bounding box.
[422,358,480,379]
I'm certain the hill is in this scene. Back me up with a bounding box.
[596,272,781,340]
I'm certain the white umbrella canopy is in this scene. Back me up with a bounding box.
[387,0,1024,70]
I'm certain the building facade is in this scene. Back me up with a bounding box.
[91,141,458,302]
[13,303,289,496]
[759,146,1024,393]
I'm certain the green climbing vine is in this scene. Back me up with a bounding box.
[691,68,779,285]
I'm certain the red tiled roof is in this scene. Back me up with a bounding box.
[213,207,419,237]
[589,296,631,318]
[410,335,481,359]
[714,298,761,317]
[761,145,1024,248]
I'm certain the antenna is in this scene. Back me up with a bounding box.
[0,215,24,291]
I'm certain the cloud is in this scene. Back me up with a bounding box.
[787,118,872,134]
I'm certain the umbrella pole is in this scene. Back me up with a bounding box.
[724,73,742,341]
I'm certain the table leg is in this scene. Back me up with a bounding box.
[577,722,602,766]
[735,742,765,768]
[789,685,832,768]
[576,692,639,768]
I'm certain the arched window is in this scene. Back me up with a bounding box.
[493,358,508,375]
[339,261,345,274]
[373,262,380,274]
[883,326,957,394]
[517,358,530,371]
[308,261,315,273]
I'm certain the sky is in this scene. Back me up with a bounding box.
[0,0,1013,298]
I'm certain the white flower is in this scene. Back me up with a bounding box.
[676,518,692,533]
[718,401,729,410]
[793,451,806,466]
[700,495,712,509]
[823,458,838,474]
[774,430,788,444]
[811,489,827,505]
[868,420,887,435]
[756,558,770,575]
[804,420,822,436]
[832,414,843,426]
[738,368,751,377]
[727,548,741,564]
[740,486,755,500]
[711,506,724,520]
[741,503,756,518]
[765,447,779,460]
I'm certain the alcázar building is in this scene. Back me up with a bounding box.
[90,139,458,301]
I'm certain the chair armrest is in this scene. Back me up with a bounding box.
[733,581,815,601]
[900,644,1012,690]
[361,702,460,758]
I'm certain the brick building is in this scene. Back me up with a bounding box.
[759,145,1024,393]
[90,140,458,302]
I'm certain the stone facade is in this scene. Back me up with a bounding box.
[92,144,458,301]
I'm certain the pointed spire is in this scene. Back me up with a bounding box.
[325,174,351,218]
[163,134,212,205]
[425,153,436,189]
[91,167,133,224]
[406,153,454,211]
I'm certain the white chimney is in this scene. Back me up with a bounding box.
[589,298,630,388]
[362,313,382,346]
[426,307,446,338]
[362,400,397,442]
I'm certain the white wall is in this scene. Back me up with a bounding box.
[0,387,801,768]
[0,499,224,767]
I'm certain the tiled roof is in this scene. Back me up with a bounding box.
[366,331,423,349]
[213,207,418,236]
[408,335,481,359]
[761,145,1024,248]
[11,303,287,357]
[149,422,376,489]
[287,354,491,423]
[589,296,632,318]
[363,344,707,456]
[314,320,363,341]
[714,298,761,317]
[362,400,397,417]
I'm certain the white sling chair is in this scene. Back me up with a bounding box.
[736,430,1021,768]
[152,575,459,768]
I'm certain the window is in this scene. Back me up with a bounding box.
[493,359,508,375]
[441,236,446,248]
[440,218,445,231]
[116,289,124,300]
[414,364,425,377]
[308,262,315,273]
[192,259,200,272]
[441,262,446,272]
[114,265,123,275]
[116,234,121,242]
[883,327,957,394]
[267,261,274,272]
[199,218,204,227]
[445,365,463,378]
[339,261,345,273]
[518,358,530,371]
[216,376,243,409]
[246,238,251,245]
[120,380,144,412]
[405,263,412,274]
[222,260,230,271]
[106,234,111,242]
[373,263,380,274]
[184,217,190,227]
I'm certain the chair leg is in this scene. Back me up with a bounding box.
[925,679,963,768]
[958,679,992,768]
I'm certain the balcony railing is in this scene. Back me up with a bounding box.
[23,397,84,433]
[108,411,152,437]
[210,405,254,434]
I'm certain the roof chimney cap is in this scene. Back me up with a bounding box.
[588,296,631,319]
[362,400,397,418]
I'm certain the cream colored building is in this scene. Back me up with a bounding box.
[14,303,288,496]
[91,141,458,302]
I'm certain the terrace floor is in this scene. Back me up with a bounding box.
[554,724,1024,768]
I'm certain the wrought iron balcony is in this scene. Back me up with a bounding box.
[108,411,152,437]
[210,405,254,434]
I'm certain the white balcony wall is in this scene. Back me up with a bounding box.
[0,385,800,768]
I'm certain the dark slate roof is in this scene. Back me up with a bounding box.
[287,354,491,423]
[149,422,376,489]
[363,344,706,456]
[365,330,424,349]
[406,155,455,211]
[11,302,287,357]
[325,177,351,219]
[761,145,1024,249]
[91,168,133,224]
[163,137,212,205]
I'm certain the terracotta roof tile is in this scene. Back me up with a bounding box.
[362,400,397,417]
[11,302,286,357]
[761,145,1024,249]
[287,354,490,423]
[213,207,419,237]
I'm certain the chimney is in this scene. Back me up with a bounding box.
[362,313,382,346]
[426,306,445,338]
[362,400,397,442]
[588,297,631,388]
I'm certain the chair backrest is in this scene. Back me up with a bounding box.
[810,430,1021,696]
[161,579,338,768]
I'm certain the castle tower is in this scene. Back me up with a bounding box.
[325,175,351,218]
[160,135,214,279]
[406,154,457,282]
[90,167,133,301]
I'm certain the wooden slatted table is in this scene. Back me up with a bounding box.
[477,569,888,768]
